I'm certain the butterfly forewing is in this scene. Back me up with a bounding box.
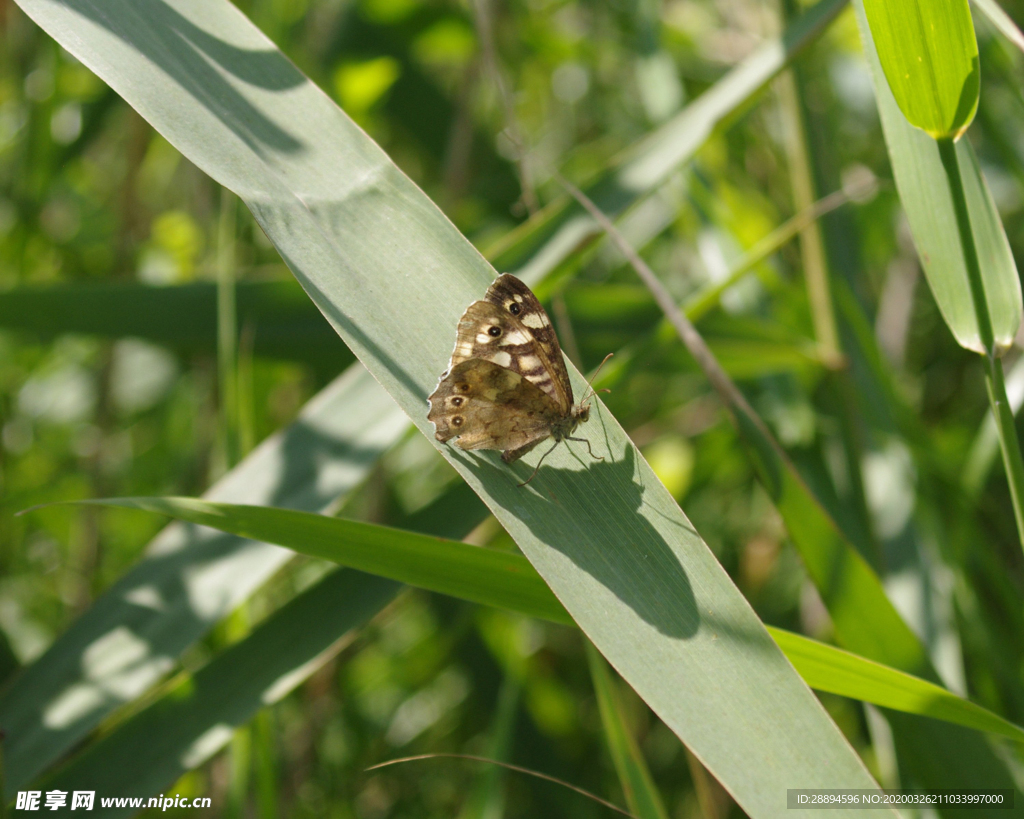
[483,275,573,411]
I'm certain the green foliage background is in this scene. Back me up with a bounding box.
[1,0,1024,815]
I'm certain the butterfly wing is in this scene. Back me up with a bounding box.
[427,359,562,456]
[483,274,573,411]
[439,275,573,415]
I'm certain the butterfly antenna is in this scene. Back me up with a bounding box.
[580,353,614,406]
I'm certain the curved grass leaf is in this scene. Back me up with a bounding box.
[0,364,408,792]
[855,0,1022,355]
[11,0,887,811]
[66,497,573,627]
[862,0,979,138]
[766,627,1024,745]
[72,496,1024,747]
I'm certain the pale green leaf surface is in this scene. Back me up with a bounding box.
[862,0,979,138]
[42,569,399,818]
[1,0,858,798]
[0,365,407,792]
[10,0,888,811]
[856,0,1022,354]
[80,497,1024,747]
[76,497,574,627]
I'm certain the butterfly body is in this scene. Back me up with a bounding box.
[427,274,598,480]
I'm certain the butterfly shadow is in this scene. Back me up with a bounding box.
[474,439,700,640]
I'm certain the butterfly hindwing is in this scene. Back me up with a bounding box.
[427,359,563,454]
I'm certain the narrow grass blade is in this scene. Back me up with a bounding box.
[963,354,1024,496]
[973,0,1024,54]
[586,642,670,819]
[12,0,884,811]
[0,364,407,792]
[457,677,520,819]
[72,496,1024,746]
[766,628,1024,744]
[70,497,574,627]
[41,570,399,815]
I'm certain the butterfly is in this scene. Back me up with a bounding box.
[427,273,610,486]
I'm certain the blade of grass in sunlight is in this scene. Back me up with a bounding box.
[855,0,1024,552]
[854,1,1021,357]
[862,0,979,138]
[11,0,888,810]
[0,364,408,792]
[39,569,400,810]
[59,497,574,626]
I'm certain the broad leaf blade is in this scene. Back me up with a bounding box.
[862,0,979,138]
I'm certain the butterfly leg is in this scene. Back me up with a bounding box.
[517,439,561,487]
[566,436,603,462]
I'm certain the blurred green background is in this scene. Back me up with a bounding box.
[2,0,1024,815]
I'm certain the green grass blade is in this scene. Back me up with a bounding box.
[457,677,520,819]
[0,365,407,792]
[74,497,574,627]
[41,569,399,815]
[855,0,1022,355]
[586,642,670,819]
[766,628,1024,744]
[75,496,1024,747]
[862,0,979,138]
